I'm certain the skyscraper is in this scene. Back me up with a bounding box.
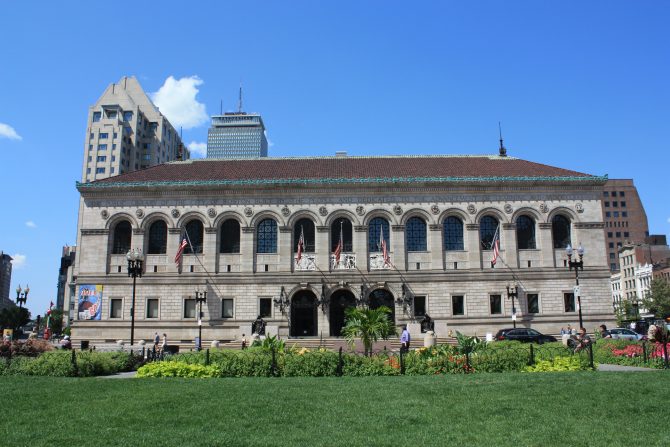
[0,252,13,310]
[81,76,188,182]
[207,112,268,159]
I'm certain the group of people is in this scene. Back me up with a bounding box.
[568,324,611,353]
[153,332,168,352]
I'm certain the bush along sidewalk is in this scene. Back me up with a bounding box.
[0,350,138,377]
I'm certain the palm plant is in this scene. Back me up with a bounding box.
[342,306,397,356]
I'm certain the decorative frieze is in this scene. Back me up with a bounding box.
[81,229,109,236]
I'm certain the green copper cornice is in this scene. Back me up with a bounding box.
[77,175,608,190]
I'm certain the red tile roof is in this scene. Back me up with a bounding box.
[82,155,603,188]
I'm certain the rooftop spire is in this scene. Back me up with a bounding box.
[238,82,243,113]
[498,122,507,157]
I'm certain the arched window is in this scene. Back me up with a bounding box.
[184,219,203,254]
[147,220,167,254]
[368,217,390,252]
[294,218,315,253]
[516,215,536,249]
[406,217,427,252]
[479,216,499,249]
[331,218,353,252]
[112,220,132,254]
[257,218,277,254]
[443,216,464,251]
[220,219,240,253]
[552,215,571,249]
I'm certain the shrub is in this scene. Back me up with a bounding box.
[342,353,401,376]
[0,350,137,377]
[282,350,339,377]
[137,361,221,378]
[523,356,588,372]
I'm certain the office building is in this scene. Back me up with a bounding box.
[81,76,189,182]
[0,252,13,310]
[207,113,268,159]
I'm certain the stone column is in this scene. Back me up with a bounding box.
[316,226,330,270]
[391,225,406,270]
[132,228,145,253]
[429,224,443,270]
[354,225,368,270]
[466,224,481,269]
[279,226,292,272]
[204,227,217,273]
[168,228,181,273]
[502,223,518,268]
[241,226,255,272]
[538,223,555,267]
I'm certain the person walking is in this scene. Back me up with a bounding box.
[573,327,592,353]
[400,325,411,353]
[599,324,612,339]
[241,333,248,350]
[153,332,160,349]
[161,333,168,353]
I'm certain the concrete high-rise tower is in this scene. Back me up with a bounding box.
[81,76,189,182]
[0,252,13,310]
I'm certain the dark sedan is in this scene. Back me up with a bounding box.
[495,328,557,344]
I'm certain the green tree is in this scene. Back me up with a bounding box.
[0,306,31,335]
[614,299,637,327]
[342,306,397,356]
[642,279,670,319]
[48,309,64,336]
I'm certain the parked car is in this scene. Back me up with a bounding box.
[609,328,646,341]
[494,328,557,344]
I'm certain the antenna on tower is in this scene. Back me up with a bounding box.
[238,82,243,113]
[220,99,223,115]
[498,122,507,157]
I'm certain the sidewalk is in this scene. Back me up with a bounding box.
[598,364,657,372]
[99,371,137,379]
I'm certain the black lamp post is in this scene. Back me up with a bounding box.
[126,248,144,346]
[566,243,585,329]
[506,284,518,328]
[16,284,29,308]
[194,289,207,351]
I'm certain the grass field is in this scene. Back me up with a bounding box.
[2,372,669,446]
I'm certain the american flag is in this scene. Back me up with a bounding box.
[334,224,343,264]
[380,229,390,266]
[174,236,188,266]
[490,225,500,267]
[296,227,305,263]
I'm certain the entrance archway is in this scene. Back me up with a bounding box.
[329,289,357,336]
[290,290,318,337]
[369,289,395,324]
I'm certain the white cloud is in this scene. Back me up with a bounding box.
[0,123,22,140]
[151,76,209,130]
[667,217,670,224]
[188,141,207,158]
[25,221,37,228]
[12,254,26,269]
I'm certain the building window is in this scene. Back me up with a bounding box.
[609,253,615,259]
[490,294,502,314]
[148,220,167,254]
[97,156,106,162]
[623,232,629,238]
[331,218,353,252]
[112,144,116,150]
[88,144,93,151]
[610,263,617,271]
[619,191,625,197]
[564,293,575,313]
[111,167,115,174]
[552,215,571,248]
[86,168,91,174]
[113,132,118,139]
[406,217,427,252]
[622,211,628,217]
[443,216,464,251]
[452,295,465,316]
[112,220,132,254]
[96,167,105,174]
[220,219,240,253]
[123,111,133,122]
[516,215,536,249]
[222,299,234,318]
[607,232,613,238]
[110,299,123,319]
[182,220,204,254]
[613,211,619,218]
[99,133,108,139]
[608,242,614,248]
[620,201,626,207]
[604,201,610,207]
[603,191,609,197]
[98,144,107,151]
[146,299,159,318]
[368,217,390,253]
[527,293,539,314]
[605,212,611,218]
[257,219,277,254]
[294,218,315,253]
[611,191,617,197]
[93,112,101,122]
[413,296,426,317]
[616,232,621,238]
[259,298,272,318]
[106,110,117,119]
[184,299,196,318]
[479,216,499,250]
[87,156,92,162]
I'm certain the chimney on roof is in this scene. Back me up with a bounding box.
[335,151,347,158]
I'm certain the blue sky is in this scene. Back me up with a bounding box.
[1,1,668,317]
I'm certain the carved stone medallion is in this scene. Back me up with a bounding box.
[467,204,477,215]
[208,208,217,218]
[135,209,144,219]
[393,205,403,215]
[504,204,513,214]
[575,203,584,213]
[171,209,180,218]
[430,205,440,215]
[539,203,549,213]
[244,207,253,217]
[100,210,109,220]
[356,206,365,216]
[281,206,291,217]
[319,206,328,217]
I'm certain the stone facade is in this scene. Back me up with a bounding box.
[68,156,615,344]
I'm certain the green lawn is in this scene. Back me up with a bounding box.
[2,372,669,446]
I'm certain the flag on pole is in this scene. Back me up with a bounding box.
[490,225,501,267]
[174,235,188,266]
[380,229,390,266]
[334,223,343,264]
[296,226,305,263]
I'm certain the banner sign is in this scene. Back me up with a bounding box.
[78,284,103,320]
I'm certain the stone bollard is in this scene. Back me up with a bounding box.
[424,330,436,347]
[210,340,220,349]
